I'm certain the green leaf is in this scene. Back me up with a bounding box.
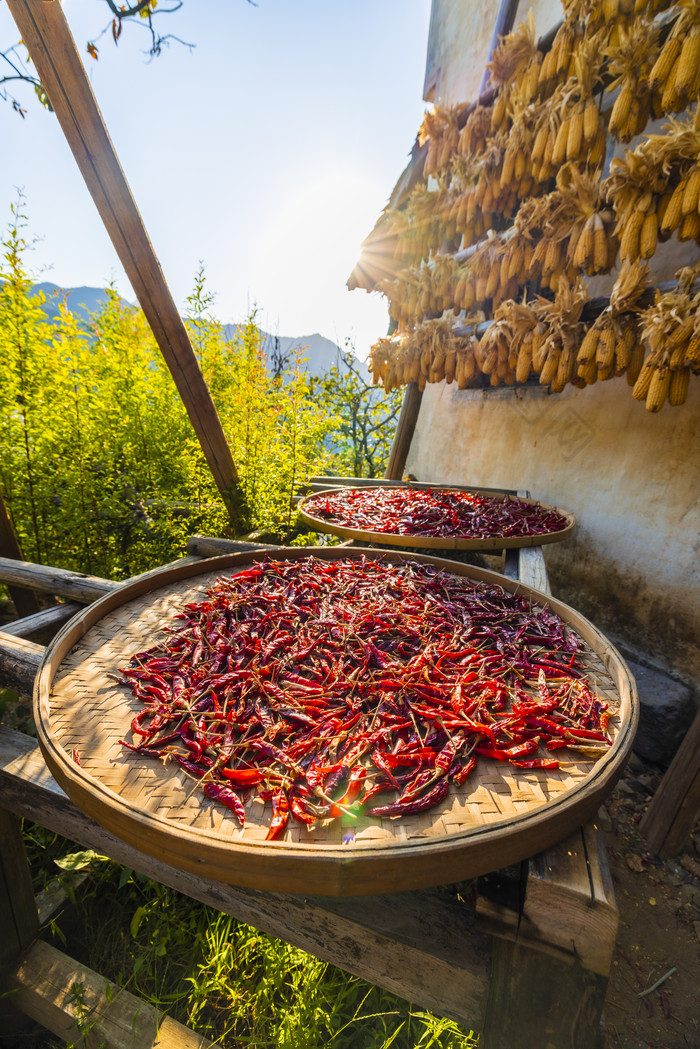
[54,849,108,871]
[130,905,147,939]
[118,867,134,889]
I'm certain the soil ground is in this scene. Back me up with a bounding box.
[600,753,700,1049]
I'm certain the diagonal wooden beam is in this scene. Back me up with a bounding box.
[7,0,248,531]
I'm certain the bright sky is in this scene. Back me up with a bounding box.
[0,0,432,358]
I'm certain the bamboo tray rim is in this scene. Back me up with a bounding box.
[298,488,576,550]
[34,547,637,896]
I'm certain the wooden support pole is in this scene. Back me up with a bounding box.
[0,633,43,700]
[0,492,40,618]
[480,939,607,1049]
[384,382,423,480]
[640,707,700,859]
[0,810,39,970]
[186,535,283,559]
[0,557,116,604]
[7,0,247,532]
[0,602,82,644]
[0,809,40,1036]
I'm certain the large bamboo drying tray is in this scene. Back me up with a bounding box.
[34,547,636,896]
[298,487,576,550]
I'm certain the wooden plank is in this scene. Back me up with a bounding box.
[6,939,216,1049]
[1,602,82,643]
[0,810,39,969]
[0,557,116,603]
[384,382,423,480]
[0,492,41,617]
[513,532,618,975]
[0,633,43,700]
[640,707,700,858]
[0,727,490,1029]
[36,871,89,928]
[518,825,617,976]
[7,1,246,531]
[514,491,554,595]
[475,826,617,977]
[517,546,551,596]
[480,938,607,1049]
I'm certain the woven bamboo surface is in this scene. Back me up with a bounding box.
[35,548,636,896]
[298,489,576,550]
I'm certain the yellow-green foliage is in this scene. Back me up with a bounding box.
[0,209,334,579]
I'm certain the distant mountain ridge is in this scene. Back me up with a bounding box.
[30,282,130,324]
[28,283,365,380]
[222,324,361,379]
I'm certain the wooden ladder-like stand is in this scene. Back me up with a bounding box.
[0,520,617,1049]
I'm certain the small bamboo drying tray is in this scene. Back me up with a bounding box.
[34,547,636,896]
[298,487,576,550]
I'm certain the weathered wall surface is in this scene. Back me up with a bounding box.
[424,0,562,104]
[411,0,700,684]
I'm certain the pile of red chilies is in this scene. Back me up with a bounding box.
[117,557,611,840]
[302,487,568,539]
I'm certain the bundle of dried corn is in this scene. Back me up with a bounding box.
[602,109,700,255]
[649,0,700,115]
[368,319,485,391]
[532,277,589,392]
[419,104,464,180]
[387,183,447,269]
[458,103,495,157]
[376,268,422,329]
[369,337,396,388]
[633,263,700,408]
[466,231,510,308]
[487,13,542,131]
[476,299,538,386]
[440,155,481,242]
[534,32,606,179]
[605,17,659,141]
[538,19,583,96]
[576,260,651,384]
[510,167,605,291]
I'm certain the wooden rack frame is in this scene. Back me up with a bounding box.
[0,496,617,1048]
